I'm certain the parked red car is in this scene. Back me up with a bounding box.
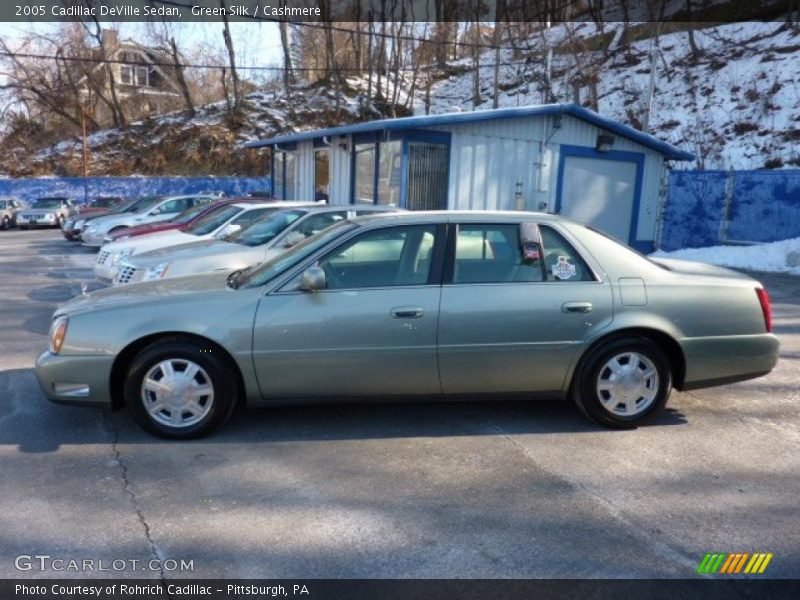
[103,197,270,243]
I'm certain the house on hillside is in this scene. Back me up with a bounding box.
[77,30,184,124]
[245,104,694,252]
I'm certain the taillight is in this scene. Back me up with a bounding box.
[756,288,772,333]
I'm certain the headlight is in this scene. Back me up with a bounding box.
[142,263,170,281]
[84,223,95,233]
[49,316,68,354]
[112,249,134,265]
[48,213,56,221]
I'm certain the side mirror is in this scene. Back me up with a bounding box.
[219,223,242,239]
[299,266,326,292]
[284,231,306,248]
[520,222,542,266]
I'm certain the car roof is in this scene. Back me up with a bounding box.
[231,201,317,210]
[348,209,565,227]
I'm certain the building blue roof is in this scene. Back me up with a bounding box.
[244,103,694,161]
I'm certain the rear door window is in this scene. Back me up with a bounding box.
[453,224,544,284]
[540,226,594,282]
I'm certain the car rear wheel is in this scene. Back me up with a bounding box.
[571,336,672,429]
[124,339,239,439]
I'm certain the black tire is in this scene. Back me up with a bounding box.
[1,216,9,230]
[571,336,672,429]
[124,338,239,439]
[57,214,66,228]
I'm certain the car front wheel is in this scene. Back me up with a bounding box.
[124,339,239,439]
[571,336,672,429]
[1,216,9,230]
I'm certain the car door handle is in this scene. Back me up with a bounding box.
[390,306,424,319]
[562,302,593,314]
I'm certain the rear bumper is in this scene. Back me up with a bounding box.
[35,351,114,408]
[679,333,779,390]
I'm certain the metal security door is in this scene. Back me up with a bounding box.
[406,143,449,211]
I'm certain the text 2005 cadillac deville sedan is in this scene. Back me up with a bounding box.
[35,211,779,439]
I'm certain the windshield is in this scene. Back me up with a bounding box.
[230,210,306,247]
[239,221,357,289]
[184,205,243,236]
[128,196,164,213]
[170,203,211,225]
[31,198,65,209]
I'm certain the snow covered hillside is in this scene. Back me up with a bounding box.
[2,21,798,177]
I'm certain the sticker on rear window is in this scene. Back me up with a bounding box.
[552,255,576,280]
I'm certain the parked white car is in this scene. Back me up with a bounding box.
[94,201,313,284]
[113,205,399,285]
[80,194,220,247]
[16,197,75,228]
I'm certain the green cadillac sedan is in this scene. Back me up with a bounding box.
[35,211,779,438]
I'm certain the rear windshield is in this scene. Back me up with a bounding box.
[185,205,243,236]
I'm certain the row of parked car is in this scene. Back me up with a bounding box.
[31,192,779,440]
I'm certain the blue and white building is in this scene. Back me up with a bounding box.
[245,104,694,252]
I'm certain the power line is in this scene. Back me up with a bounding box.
[0,49,544,73]
[150,0,572,52]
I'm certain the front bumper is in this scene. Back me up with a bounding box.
[93,255,120,284]
[81,230,106,247]
[35,351,115,408]
[18,216,58,228]
[680,333,780,390]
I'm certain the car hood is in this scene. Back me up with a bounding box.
[134,239,235,263]
[105,230,194,254]
[85,213,132,229]
[111,221,176,239]
[55,270,233,317]
[649,257,755,281]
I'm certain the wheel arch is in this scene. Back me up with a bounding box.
[109,332,245,410]
[570,327,686,392]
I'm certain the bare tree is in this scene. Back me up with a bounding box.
[219,0,241,114]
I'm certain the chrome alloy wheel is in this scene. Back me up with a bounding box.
[596,352,659,417]
[141,359,214,428]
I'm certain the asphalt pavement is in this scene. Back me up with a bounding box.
[0,228,798,579]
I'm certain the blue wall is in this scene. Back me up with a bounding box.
[660,170,800,251]
[0,176,271,205]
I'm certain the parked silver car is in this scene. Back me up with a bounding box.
[35,211,779,439]
[16,197,75,229]
[80,194,220,247]
[95,201,311,285]
[0,196,24,229]
[112,205,398,286]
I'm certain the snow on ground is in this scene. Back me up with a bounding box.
[650,238,800,275]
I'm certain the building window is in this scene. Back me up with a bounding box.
[377,140,402,206]
[118,51,149,87]
[273,150,298,200]
[354,143,376,204]
[314,148,330,203]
